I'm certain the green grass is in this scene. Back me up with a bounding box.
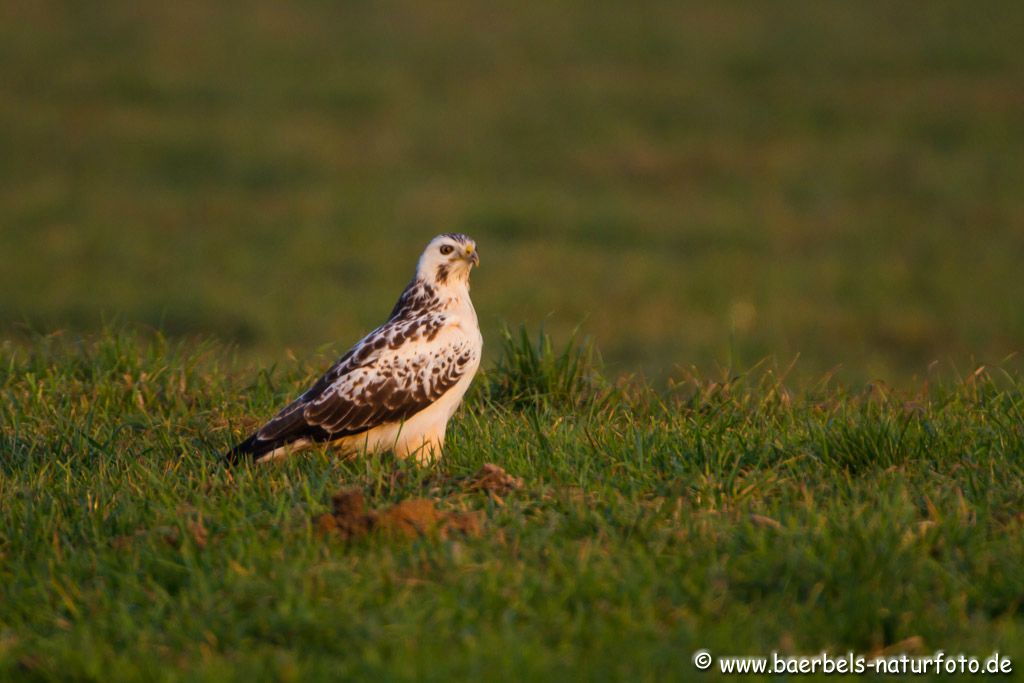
[2,328,1022,680]
[3,1,1024,678]
[2,0,1024,383]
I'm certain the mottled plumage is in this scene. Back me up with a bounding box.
[226,234,481,464]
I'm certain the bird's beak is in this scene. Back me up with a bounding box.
[466,245,479,266]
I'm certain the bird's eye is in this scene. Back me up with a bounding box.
[439,245,454,255]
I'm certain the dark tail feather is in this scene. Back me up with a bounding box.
[224,423,334,464]
[224,433,261,465]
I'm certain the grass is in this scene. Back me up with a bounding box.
[1,327,1022,680]
[2,0,1024,383]
[2,1,1024,678]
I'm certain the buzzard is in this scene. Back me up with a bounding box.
[226,234,482,464]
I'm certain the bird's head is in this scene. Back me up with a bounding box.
[417,233,479,287]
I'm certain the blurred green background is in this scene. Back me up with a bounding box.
[2,0,1022,384]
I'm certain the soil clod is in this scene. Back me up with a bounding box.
[316,487,482,541]
[464,463,523,494]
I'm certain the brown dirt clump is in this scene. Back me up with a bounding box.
[316,488,482,541]
[315,464,523,541]
[376,498,446,539]
[315,489,375,539]
[463,463,523,494]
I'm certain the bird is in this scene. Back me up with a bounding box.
[226,233,482,465]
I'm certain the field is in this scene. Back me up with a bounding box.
[2,0,1024,680]
[1,330,1023,680]
[1,0,1023,383]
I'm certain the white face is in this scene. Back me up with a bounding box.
[418,233,479,286]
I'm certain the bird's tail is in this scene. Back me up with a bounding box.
[224,433,260,465]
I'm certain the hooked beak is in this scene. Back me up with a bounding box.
[465,245,479,266]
